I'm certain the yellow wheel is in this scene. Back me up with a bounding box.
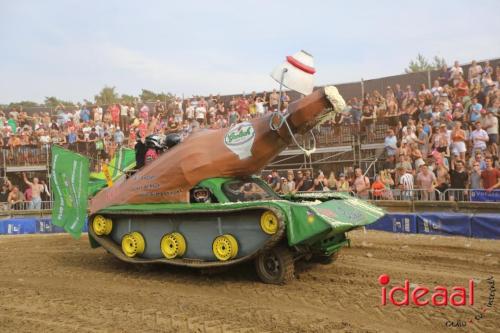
[212,234,238,261]
[121,232,145,258]
[260,211,279,235]
[92,215,113,236]
[161,232,187,259]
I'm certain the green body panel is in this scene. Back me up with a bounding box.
[97,176,385,249]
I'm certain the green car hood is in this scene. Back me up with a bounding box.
[270,194,385,246]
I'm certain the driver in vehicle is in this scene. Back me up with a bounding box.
[191,188,211,203]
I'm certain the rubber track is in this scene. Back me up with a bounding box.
[89,205,286,268]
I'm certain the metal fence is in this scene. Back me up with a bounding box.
[293,188,500,202]
[0,188,498,214]
[0,200,52,211]
[2,146,50,167]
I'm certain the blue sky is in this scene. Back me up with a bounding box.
[1,0,499,104]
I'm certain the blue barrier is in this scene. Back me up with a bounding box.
[0,217,88,235]
[367,214,417,233]
[470,190,500,202]
[0,218,38,235]
[416,213,471,237]
[0,215,498,239]
[470,214,500,240]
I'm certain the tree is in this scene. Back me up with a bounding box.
[120,94,137,105]
[44,96,74,108]
[139,89,175,104]
[405,54,447,73]
[8,101,39,108]
[94,86,119,105]
[432,56,447,70]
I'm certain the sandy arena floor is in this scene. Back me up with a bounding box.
[0,230,498,333]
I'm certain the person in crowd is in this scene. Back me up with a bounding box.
[481,156,500,192]
[335,173,350,192]
[449,159,469,200]
[371,174,386,200]
[114,127,125,147]
[470,121,489,152]
[450,61,464,86]
[482,109,498,157]
[23,172,44,209]
[7,186,24,210]
[384,129,397,156]
[269,169,281,193]
[0,183,9,209]
[296,170,314,192]
[399,167,414,200]
[352,167,370,199]
[435,162,450,199]
[416,164,437,200]
[468,60,483,84]
[451,121,467,161]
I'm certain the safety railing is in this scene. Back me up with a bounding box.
[364,189,443,201]
[0,200,53,211]
[2,146,50,167]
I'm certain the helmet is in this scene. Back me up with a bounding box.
[145,134,163,149]
[164,133,181,149]
[192,188,210,203]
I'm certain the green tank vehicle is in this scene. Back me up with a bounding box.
[89,176,384,284]
[52,84,385,284]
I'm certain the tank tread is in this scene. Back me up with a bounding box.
[89,205,286,268]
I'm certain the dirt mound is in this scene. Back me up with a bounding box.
[0,230,498,332]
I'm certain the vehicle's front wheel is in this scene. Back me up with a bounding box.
[255,246,294,284]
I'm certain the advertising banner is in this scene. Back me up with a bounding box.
[50,146,89,239]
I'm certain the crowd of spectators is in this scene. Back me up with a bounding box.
[267,60,500,199]
[0,59,498,206]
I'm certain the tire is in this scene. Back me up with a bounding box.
[255,246,294,285]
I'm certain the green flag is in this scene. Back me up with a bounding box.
[51,146,90,239]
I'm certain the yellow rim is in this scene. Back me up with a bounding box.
[121,232,145,258]
[161,232,187,259]
[212,234,238,261]
[260,211,279,235]
[92,215,113,236]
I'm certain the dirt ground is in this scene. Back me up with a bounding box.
[0,230,498,333]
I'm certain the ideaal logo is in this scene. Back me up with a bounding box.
[378,274,496,328]
[378,274,474,306]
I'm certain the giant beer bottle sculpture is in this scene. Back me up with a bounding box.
[89,51,345,213]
